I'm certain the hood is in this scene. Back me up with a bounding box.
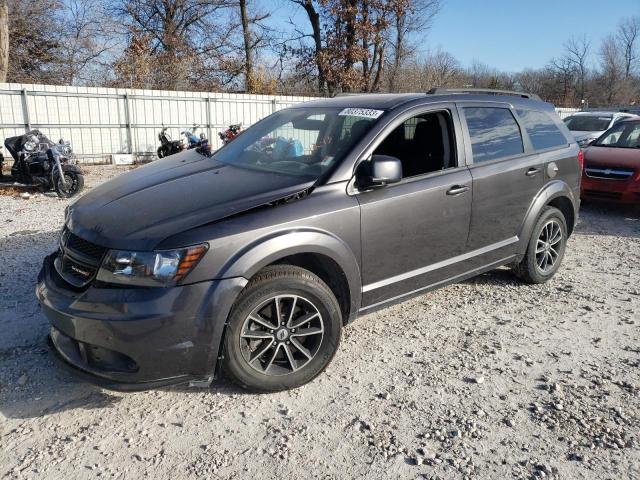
[572,131,603,142]
[584,146,640,170]
[67,150,315,250]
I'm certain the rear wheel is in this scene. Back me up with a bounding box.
[222,265,342,392]
[513,206,567,284]
[54,171,84,198]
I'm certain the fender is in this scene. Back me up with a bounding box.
[61,163,83,174]
[517,179,579,255]
[217,228,362,322]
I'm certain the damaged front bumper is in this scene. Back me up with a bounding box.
[37,253,246,390]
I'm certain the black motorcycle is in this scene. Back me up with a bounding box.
[0,130,84,198]
[157,127,185,158]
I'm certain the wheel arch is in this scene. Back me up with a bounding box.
[61,163,83,174]
[218,229,362,324]
[517,180,578,254]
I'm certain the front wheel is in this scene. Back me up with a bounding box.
[222,265,342,392]
[513,206,568,284]
[54,171,84,198]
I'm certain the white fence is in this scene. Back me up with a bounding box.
[0,83,314,164]
[0,83,581,164]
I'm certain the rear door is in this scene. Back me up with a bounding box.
[458,102,543,263]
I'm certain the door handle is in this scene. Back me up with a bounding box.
[526,167,541,177]
[446,185,470,196]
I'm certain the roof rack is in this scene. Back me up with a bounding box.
[427,88,541,101]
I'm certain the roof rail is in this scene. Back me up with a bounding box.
[427,88,541,101]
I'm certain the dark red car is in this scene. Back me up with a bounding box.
[581,119,640,204]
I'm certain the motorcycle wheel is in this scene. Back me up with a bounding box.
[54,171,84,198]
[157,147,165,159]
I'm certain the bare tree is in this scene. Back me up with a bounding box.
[617,16,639,79]
[387,0,440,91]
[111,0,234,90]
[564,35,591,104]
[7,0,63,84]
[597,34,623,104]
[0,0,7,82]
[58,0,116,85]
[421,48,462,89]
[238,0,270,92]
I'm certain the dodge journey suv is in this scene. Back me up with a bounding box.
[37,89,581,392]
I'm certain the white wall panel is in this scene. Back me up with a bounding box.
[0,83,314,163]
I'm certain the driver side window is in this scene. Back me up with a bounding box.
[373,110,456,178]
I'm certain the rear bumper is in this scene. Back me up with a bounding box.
[37,253,246,389]
[581,175,640,204]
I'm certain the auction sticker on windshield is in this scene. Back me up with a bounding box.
[339,108,384,119]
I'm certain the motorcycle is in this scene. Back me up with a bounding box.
[157,127,185,158]
[218,123,242,145]
[182,125,203,150]
[0,130,84,198]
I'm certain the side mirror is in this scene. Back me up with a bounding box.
[356,154,403,189]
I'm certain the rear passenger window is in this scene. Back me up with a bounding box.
[463,107,524,163]
[516,109,568,150]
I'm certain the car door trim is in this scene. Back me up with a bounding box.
[361,235,518,293]
[360,253,517,313]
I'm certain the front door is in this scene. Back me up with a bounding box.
[355,107,473,309]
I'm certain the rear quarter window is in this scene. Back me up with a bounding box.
[516,109,568,151]
[463,107,524,163]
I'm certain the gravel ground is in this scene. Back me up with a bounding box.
[1,166,639,480]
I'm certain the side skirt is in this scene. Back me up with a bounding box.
[356,254,517,317]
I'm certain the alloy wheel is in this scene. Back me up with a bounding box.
[239,295,324,376]
[535,219,562,272]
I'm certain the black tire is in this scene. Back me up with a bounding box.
[54,171,84,198]
[513,206,568,284]
[222,265,342,392]
[157,147,165,159]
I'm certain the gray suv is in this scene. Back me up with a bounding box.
[37,89,581,392]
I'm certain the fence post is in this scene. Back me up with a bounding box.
[271,98,277,114]
[206,97,211,142]
[123,93,133,156]
[21,88,31,132]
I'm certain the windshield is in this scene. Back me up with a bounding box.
[595,122,640,148]
[563,115,611,132]
[211,107,382,178]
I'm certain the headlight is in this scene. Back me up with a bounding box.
[96,244,208,287]
[23,138,37,152]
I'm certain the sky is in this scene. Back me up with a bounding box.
[425,0,640,71]
[266,0,640,73]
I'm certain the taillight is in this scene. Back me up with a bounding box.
[577,150,584,171]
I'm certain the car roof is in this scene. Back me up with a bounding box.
[293,91,553,111]
[296,93,426,110]
[568,111,614,117]
[568,111,638,117]
[617,117,640,123]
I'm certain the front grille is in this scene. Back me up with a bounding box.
[64,229,107,261]
[584,189,623,200]
[584,166,634,180]
[56,228,107,288]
